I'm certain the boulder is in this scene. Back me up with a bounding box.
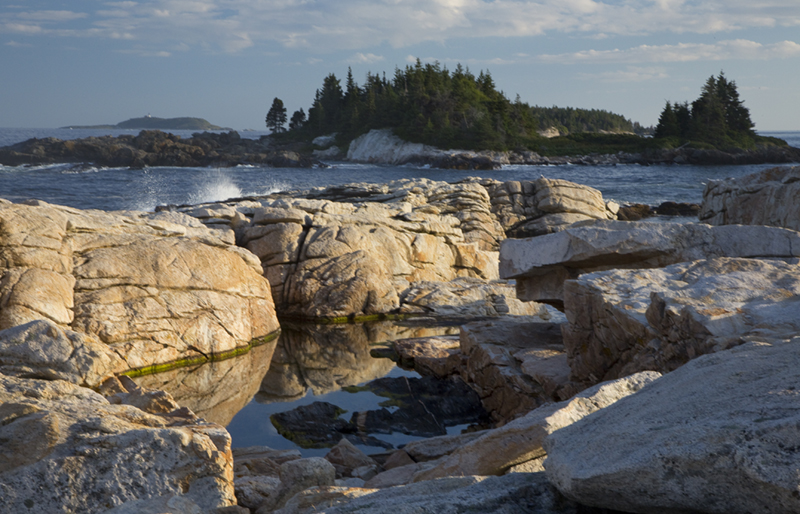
[545,338,800,514]
[482,178,617,238]
[0,200,280,381]
[0,375,235,513]
[414,371,660,481]
[398,277,551,318]
[325,438,381,479]
[700,165,800,229]
[453,318,575,422]
[500,219,800,303]
[563,257,800,385]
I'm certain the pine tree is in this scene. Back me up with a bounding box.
[654,102,679,139]
[265,97,287,133]
[289,108,306,131]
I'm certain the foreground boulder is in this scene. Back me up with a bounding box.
[0,375,235,513]
[562,257,800,385]
[0,199,280,382]
[500,220,800,303]
[545,338,800,514]
[700,165,800,230]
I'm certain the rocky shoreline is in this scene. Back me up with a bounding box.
[2,127,798,170]
[2,166,800,512]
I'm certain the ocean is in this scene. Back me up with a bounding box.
[1,128,798,211]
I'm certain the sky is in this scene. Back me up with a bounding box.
[2,0,800,131]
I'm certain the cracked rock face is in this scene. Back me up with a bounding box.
[0,200,280,385]
[700,165,800,230]
[0,374,236,513]
[178,177,616,320]
[562,257,800,385]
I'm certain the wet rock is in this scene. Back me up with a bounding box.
[616,203,653,221]
[654,200,700,217]
[270,401,368,450]
[0,375,235,513]
[700,165,800,230]
[545,339,800,514]
[392,335,461,376]
[0,130,317,168]
[350,375,490,438]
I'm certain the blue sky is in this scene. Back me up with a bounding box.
[2,0,799,130]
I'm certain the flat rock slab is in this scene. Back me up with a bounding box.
[277,473,580,514]
[414,371,660,481]
[563,257,800,384]
[545,338,800,514]
[499,219,800,303]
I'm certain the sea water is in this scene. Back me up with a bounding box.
[1,128,798,211]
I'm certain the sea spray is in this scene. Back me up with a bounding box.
[187,169,243,205]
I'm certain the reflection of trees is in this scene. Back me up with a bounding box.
[133,339,278,426]
[257,321,458,403]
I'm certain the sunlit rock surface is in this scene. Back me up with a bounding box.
[0,199,280,382]
[0,374,236,513]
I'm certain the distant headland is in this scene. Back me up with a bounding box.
[61,116,231,131]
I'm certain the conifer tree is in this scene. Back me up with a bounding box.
[289,108,306,131]
[265,97,287,133]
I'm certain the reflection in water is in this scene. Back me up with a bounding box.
[132,320,462,455]
[257,321,458,403]
[133,339,278,426]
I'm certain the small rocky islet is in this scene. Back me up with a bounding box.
[2,127,800,170]
[2,164,800,513]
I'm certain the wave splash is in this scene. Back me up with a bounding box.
[187,169,243,205]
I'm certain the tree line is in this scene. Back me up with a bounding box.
[654,72,756,148]
[266,67,766,153]
[266,62,647,151]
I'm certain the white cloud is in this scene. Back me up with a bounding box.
[579,66,669,83]
[3,0,800,55]
[538,40,800,64]
[17,10,88,22]
[349,52,384,64]
[5,39,30,46]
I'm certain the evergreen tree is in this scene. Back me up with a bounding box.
[265,97,288,133]
[654,72,755,148]
[289,108,306,131]
[654,102,679,138]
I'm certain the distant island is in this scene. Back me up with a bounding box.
[61,116,231,131]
